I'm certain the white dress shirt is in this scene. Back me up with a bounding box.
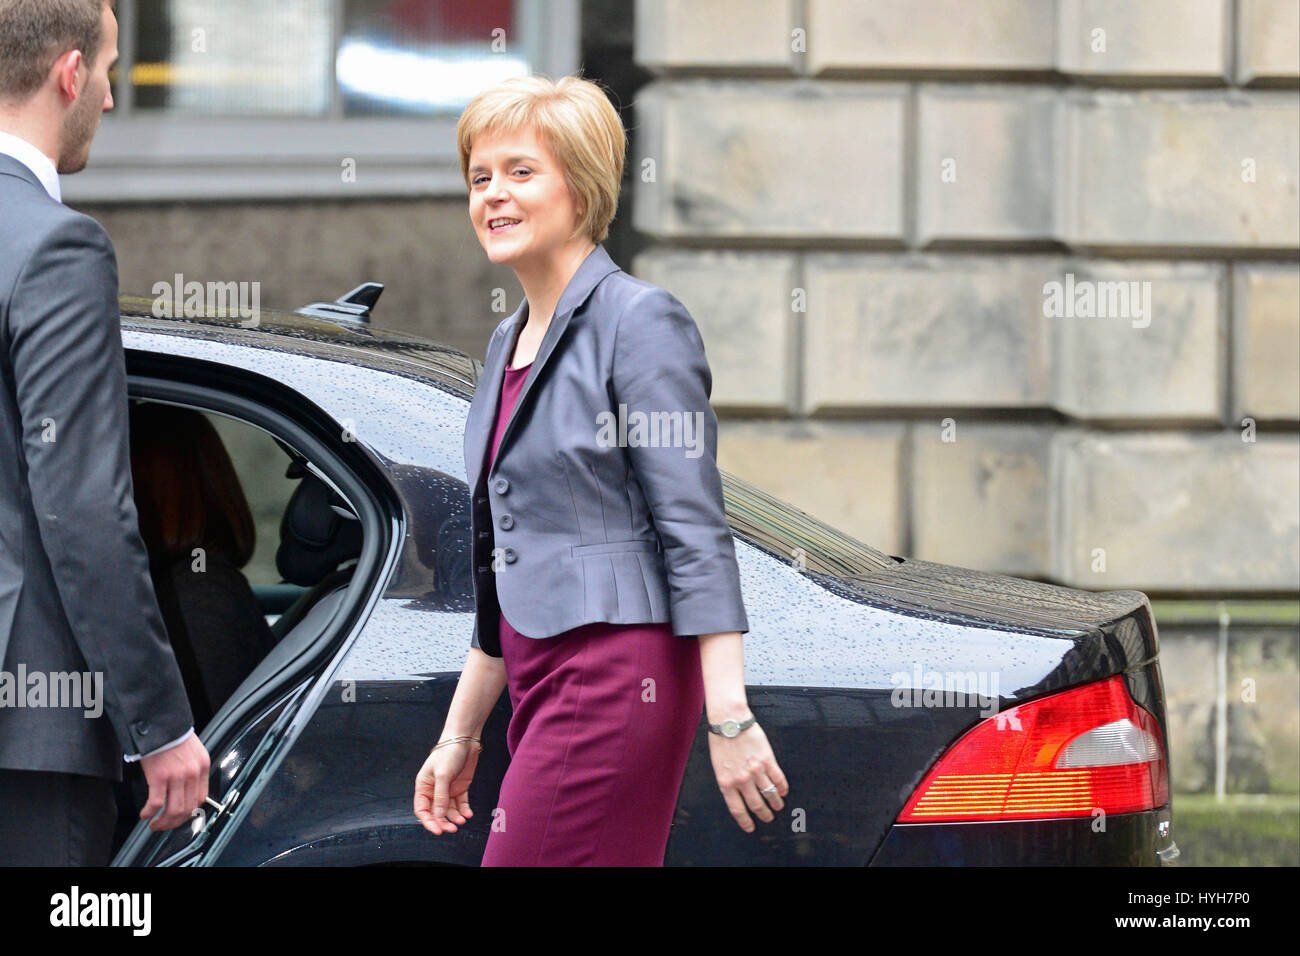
[0,129,62,202]
[0,127,196,764]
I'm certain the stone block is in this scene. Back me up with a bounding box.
[634,0,796,72]
[1057,0,1229,81]
[632,81,907,239]
[1048,261,1225,422]
[909,423,1052,576]
[1158,627,1221,793]
[1237,0,1300,85]
[716,421,904,554]
[1062,91,1300,251]
[917,86,1058,244]
[1053,432,1300,591]
[632,249,797,412]
[1227,626,1300,793]
[803,254,1057,411]
[805,0,1054,74]
[1233,263,1300,422]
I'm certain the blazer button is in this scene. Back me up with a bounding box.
[502,547,517,564]
[492,477,510,495]
[498,514,514,530]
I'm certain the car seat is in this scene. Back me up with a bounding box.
[270,461,363,642]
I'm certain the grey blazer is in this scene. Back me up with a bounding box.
[463,243,749,658]
[0,154,193,781]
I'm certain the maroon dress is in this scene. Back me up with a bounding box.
[479,361,706,867]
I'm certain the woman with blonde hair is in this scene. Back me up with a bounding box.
[413,71,788,866]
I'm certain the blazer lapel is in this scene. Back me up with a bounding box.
[486,244,620,480]
[465,298,526,492]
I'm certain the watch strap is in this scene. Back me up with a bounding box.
[708,713,757,736]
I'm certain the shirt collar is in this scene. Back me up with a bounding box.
[0,130,61,202]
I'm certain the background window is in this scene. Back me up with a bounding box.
[75,0,578,202]
[339,0,523,115]
[132,0,334,115]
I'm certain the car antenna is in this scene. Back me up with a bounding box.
[296,282,383,324]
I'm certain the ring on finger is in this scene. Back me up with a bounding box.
[754,775,782,807]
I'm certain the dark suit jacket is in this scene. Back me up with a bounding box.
[463,243,749,657]
[0,153,193,781]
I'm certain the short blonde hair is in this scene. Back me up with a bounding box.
[457,72,626,244]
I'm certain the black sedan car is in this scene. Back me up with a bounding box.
[109,287,1176,866]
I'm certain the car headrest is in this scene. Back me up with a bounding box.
[275,463,362,586]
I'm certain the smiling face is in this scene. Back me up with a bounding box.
[467,124,588,269]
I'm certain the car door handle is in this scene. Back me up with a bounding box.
[190,788,240,837]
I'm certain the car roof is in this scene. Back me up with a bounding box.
[118,294,480,397]
[119,293,900,578]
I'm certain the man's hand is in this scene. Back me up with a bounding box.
[138,735,210,831]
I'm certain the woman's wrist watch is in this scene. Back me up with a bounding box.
[708,713,757,738]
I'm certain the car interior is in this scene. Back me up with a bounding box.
[110,399,365,854]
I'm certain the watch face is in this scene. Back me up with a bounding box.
[721,719,739,737]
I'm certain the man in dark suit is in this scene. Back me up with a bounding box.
[0,0,209,865]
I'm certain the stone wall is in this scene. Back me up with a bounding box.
[1160,613,1299,795]
[630,0,1300,596]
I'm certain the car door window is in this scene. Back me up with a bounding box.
[113,384,386,866]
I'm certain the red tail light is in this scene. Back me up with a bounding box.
[897,674,1168,823]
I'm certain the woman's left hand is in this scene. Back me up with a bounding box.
[707,721,789,833]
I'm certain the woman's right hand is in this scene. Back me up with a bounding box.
[413,740,480,835]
